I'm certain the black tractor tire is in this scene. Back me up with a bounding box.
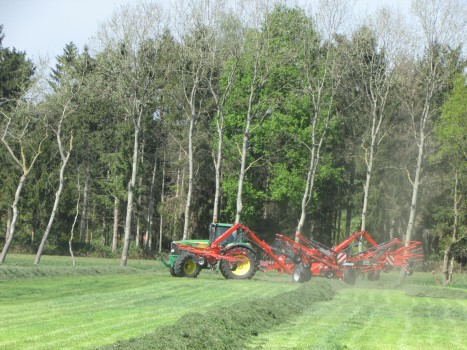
[174,252,201,278]
[220,246,257,280]
[292,264,312,283]
[343,268,357,285]
[169,266,180,277]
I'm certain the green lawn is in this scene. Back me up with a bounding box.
[1,254,466,350]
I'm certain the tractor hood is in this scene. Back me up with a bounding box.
[171,240,210,253]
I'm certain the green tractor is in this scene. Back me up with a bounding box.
[162,222,251,278]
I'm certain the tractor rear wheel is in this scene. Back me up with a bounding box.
[220,246,256,280]
[292,264,312,283]
[174,252,201,278]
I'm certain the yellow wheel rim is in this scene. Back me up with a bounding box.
[183,259,197,274]
[231,255,251,275]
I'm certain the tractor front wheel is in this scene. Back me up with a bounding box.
[220,246,257,280]
[174,253,201,278]
[170,266,181,277]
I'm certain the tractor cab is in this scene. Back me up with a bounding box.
[208,222,238,246]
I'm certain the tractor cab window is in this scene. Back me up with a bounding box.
[209,224,238,246]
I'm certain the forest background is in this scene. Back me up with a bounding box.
[0,0,466,278]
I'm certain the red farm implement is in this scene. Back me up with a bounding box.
[259,230,379,284]
[344,238,424,280]
[168,223,424,284]
[290,231,424,281]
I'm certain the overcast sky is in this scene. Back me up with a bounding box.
[0,0,426,63]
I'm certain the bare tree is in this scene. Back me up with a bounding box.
[399,0,465,282]
[96,2,168,266]
[356,9,406,234]
[231,0,275,224]
[205,3,243,222]
[34,99,74,264]
[69,176,81,267]
[296,0,349,236]
[0,103,45,264]
[171,1,221,238]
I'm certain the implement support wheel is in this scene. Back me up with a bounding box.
[367,271,380,281]
[174,252,201,278]
[220,246,257,280]
[292,263,312,283]
[343,268,357,285]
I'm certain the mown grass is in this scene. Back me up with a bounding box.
[1,254,466,350]
[101,280,336,350]
[0,254,298,350]
[247,272,467,350]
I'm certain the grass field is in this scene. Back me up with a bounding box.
[1,254,466,350]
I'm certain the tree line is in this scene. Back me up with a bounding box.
[0,0,465,283]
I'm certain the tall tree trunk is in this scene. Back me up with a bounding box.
[136,175,142,248]
[182,116,194,239]
[210,61,236,222]
[69,178,81,267]
[345,162,355,237]
[146,153,158,252]
[361,141,375,232]
[443,170,459,286]
[80,177,89,242]
[6,208,11,245]
[235,111,251,224]
[159,154,166,253]
[235,53,261,225]
[121,111,141,267]
[0,174,27,264]
[400,119,426,283]
[112,196,119,253]
[359,136,375,252]
[173,148,182,240]
[213,116,223,222]
[296,107,330,237]
[296,152,316,235]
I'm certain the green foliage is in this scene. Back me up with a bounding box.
[451,236,467,266]
[0,27,35,104]
[435,74,467,163]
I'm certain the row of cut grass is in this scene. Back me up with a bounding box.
[100,279,336,349]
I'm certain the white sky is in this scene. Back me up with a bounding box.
[0,0,432,63]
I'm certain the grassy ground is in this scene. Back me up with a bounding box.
[1,254,466,350]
